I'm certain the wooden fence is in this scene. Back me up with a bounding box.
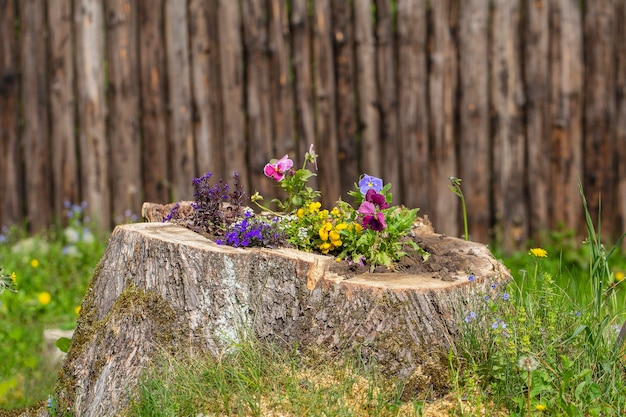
[1,0,625,252]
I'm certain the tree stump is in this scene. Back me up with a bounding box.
[55,221,510,416]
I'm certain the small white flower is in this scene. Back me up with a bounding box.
[64,227,80,243]
[297,227,309,240]
[81,229,95,244]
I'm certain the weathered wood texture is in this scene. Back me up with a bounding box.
[55,222,510,416]
[491,0,526,252]
[165,0,194,202]
[243,0,275,202]
[428,0,458,237]
[218,0,247,184]
[138,0,169,204]
[397,0,429,212]
[313,0,340,208]
[107,0,142,222]
[354,0,381,179]
[48,0,79,220]
[75,0,109,231]
[0,0,23,228]
[2,1,626,250]
[583,0,618,237]
[618,0,626,245]
[189,0,222,178]
[20,0,51,232]
[525,0,551,239]
[331,0,359,195]
[459,0,490,243]
[549,0,583,236]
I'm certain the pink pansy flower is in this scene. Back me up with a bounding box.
[264,155,293,181]
[358,201,387,231]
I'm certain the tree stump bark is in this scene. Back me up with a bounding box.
[55,221,510,416]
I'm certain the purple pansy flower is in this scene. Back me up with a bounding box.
[365,189,388,209]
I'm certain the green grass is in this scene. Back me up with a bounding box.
[127,339,420,417]
[2,198,626,415]
[0,203,108,409]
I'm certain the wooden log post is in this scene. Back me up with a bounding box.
[0,0,22,228]
[55,220,510,416]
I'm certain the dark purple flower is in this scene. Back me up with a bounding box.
[362,212,386,231]
[365,189,388,209]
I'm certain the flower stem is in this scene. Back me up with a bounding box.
[252,201,282,217]
[449,177,469,241]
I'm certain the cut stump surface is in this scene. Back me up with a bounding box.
[56,221,510,416]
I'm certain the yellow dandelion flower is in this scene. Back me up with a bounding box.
[10,272,16,283]
[37,292,51,305]
[529,248,548,258]
[75,306,82,316]
[30,259,40,268]
[615,271,625,282]
[535,404,547,411]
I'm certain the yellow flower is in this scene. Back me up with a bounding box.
[329,230,341,242]
[10,272,16,283]
[75,306,81,316]
[529,248,547,258]
[318,209,329,219]
[535,404,547,411]
[30,259,40,268]
[331,207,341,217]
[335,222,347,231]
[354,223,363,233]
[615,271,625,282]
[309,202,321,214]
[297,208,305,218]
[37,292,51,305]
[319,242,332,254]
[319,222,333,241]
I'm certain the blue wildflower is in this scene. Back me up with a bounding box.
[464,311,477,322]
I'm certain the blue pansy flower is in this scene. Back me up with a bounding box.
[358,174,383,195]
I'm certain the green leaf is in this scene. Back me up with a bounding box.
[56,336,72,353]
